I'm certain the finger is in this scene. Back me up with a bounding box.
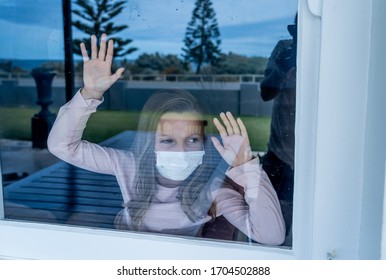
[98,34,107,60]
[211,137,225,156]
[213,117,227,138]
[80,43,89,62]
[110,67,125,83]
[226,111,240,135]
[90,35,97,59]
[219,112,234,135]
[105,39,114,62]
[237,118,249,139]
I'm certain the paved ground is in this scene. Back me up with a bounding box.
[0,139,60,185]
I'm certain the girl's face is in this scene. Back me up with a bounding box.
[155,112,205,152]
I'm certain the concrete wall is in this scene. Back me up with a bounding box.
[0,79,273,117]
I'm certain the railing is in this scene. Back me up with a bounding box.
[0,73,264,83]
[122,74,264,83]
[0,73,33,79]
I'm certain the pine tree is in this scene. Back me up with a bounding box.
[182,0,222,74]
[72,0,137,57]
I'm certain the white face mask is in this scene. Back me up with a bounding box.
[155,150,205,181]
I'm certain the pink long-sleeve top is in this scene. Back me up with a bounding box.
[47,91,285,246]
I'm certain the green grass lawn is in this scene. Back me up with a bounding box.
[0,107,271,151]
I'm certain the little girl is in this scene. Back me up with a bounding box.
[48,34,285,245]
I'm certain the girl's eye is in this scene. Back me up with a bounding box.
[187,137,200,144]
[160,138,174,144]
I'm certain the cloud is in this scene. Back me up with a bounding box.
[0,0,297,59]
[0,0,62,28]
[129,16,294,59]
[116,0,296,57]
[120,0,297,28]
[214,0,297,26]
[0,18,63,60]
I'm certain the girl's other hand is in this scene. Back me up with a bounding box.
[211,112,253,167]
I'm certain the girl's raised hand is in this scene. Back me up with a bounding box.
[211,112,253,167]
[80,34,125,100]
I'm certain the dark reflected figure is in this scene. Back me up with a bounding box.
[260,14,297,237]
[48,34,285,245]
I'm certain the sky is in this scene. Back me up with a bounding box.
[0,0,297,60]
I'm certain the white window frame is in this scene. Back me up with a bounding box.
[1,0,385,260]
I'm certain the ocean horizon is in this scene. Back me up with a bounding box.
[0,59,84,72]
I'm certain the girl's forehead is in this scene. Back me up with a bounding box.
[157,112,205,135]
[159,112,202,121]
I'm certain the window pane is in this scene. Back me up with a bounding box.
[1,0,297,248]
[0,0,65,221]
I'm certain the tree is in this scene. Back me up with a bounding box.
[182,0,222,74]
[72,0,137,57]
[211,52,268,75]
[119,52,188,77]
[0,61,12,72]
[40,61,65,73]
[132,53,187,74]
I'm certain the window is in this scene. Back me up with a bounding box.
[2,1,344,260]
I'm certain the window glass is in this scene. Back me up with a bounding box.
[0,0,65,219]
[0,0,297,248]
